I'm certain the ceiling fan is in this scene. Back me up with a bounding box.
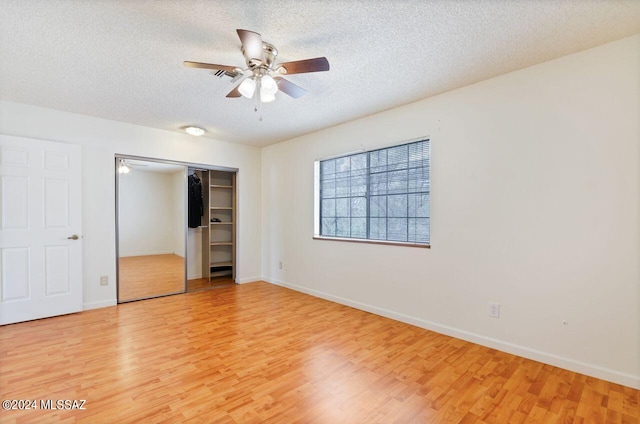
[184,29,330,103]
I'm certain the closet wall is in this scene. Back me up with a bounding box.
[187,229,203,279]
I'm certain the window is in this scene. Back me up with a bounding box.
[315,139,430,246]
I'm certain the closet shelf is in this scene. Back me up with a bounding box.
[197,169,235,282]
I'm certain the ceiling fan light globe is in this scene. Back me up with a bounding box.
[238,78,256,98]
[261,75,278,95]
[260,88,276,103]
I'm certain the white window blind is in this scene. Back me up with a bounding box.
[318,139,430,245]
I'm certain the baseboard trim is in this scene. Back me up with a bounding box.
[236,276,262,284]
[187,273,202,280]
[264,277,640,390]
[83,299,117,311]
[119,250,174,258]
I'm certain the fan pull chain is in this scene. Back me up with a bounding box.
[254,98,263,122]
[254,80,263,121]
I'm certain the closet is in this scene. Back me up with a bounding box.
[116,155,239,302]
[188,168,236,282]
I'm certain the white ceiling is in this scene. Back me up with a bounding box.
[1,1,639,147]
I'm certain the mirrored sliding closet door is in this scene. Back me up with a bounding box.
[116,157,186,302]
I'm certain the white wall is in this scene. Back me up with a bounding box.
[118,169,183,257]
[261,35,640,388]
[0,101,262,309]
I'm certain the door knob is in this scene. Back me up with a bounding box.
[67,234,80,240]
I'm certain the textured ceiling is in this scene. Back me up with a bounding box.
[1,1,639,147]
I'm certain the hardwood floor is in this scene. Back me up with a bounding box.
[118,254,185,302]
[1,282,637,423]
[186,276,235,293]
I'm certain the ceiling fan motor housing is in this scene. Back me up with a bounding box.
[245,41,278,70]
[262,42,278,68]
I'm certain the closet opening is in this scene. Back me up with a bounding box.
[187,168,237,292]
[115,155,238,303]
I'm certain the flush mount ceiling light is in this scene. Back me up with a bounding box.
[184,29,330,105]
[185,126,205,136]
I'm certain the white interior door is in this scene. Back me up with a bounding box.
[0,135,82,325]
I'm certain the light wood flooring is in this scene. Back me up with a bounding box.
[186,276,235,292]
[118,254,185,302]
[1,282,638,423]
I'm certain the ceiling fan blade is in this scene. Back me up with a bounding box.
[226,84,242,98]
[278,57,329,74]
[274,77,307,99]
[237,29,264,63]
[184,61,237,73]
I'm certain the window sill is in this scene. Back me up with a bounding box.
[313,236,430,249]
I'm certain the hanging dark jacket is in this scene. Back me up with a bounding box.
[188,173,203,228]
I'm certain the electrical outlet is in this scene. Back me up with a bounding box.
[100,275,108,286]
[278,261,283,270]
[489,302,500,318]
